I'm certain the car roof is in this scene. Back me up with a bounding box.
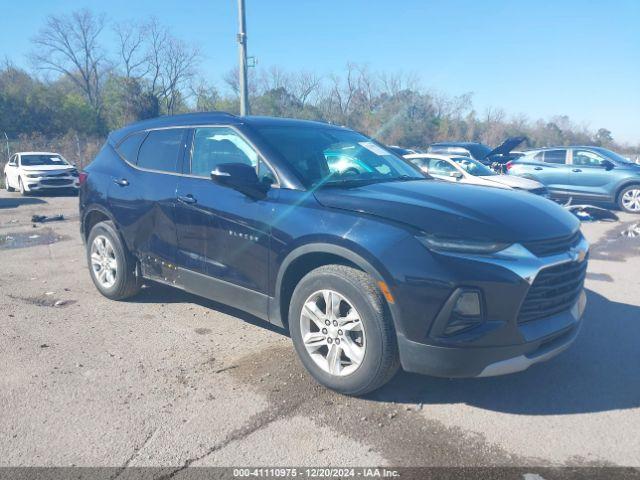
[108,112,341,145]
[525,146,602,152]
[430,142,484,147]
[404,153,468,161]
[16,151,61,156]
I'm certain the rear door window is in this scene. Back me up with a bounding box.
[543,150,567,164]
[137,129,185,173]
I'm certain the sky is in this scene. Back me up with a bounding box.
[1,0,639,143]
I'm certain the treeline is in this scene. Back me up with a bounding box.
[0,9,636,167]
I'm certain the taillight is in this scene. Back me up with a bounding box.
[78,171,88,186]
[505,161,513,171]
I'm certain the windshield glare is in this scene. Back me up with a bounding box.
[20,154,69,167]
[254,125,423,187]
[452,157,495,176]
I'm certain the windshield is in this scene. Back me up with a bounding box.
[452,157,496,176]
[254,125,423,187]
[590,147,634,165]
[20,154,69,167]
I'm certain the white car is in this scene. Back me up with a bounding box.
[404,153,548,196]
[4,152,80,195]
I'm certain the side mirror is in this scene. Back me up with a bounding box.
[211,163,268,198]
[449,171,463,179]
[602,160,615,171]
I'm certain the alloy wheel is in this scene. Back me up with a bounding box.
[90,235,118,289]
[622,189,640,212]
[299,289,366,376]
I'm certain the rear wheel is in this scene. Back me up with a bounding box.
[5,175,14,192]
[618,185,640,213]
[87,221,141,300]
[289,265,399,395]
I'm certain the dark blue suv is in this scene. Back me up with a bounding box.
[79,113,589,395]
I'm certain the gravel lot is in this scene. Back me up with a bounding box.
[1,190,639,469]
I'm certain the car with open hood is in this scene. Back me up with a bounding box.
[428,137,526,166]
[80,113,588,395]
[404,153,548,196]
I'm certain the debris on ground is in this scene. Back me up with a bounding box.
[31,214,64,223]
[565,204,619,222]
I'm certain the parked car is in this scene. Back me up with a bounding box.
[507,146,640,213]
[80,113,588,395]
[387,145,421,156]
[3,152,80,195]
[428,137,526,166]
[405,153,549,196]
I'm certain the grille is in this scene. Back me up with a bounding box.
[41,178,72,186]
[522,230,581,257]
[46,172,70,178]
[518,259,587,324]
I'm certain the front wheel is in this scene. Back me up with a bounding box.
[87,220,141,300]
[18,177,27,195]
[618,185,640,213]
[289,265,399,396]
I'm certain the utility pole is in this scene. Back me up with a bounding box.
[2,132,9,161]
[237,0,249,116]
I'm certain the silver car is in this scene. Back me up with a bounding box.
[405,153,548,196]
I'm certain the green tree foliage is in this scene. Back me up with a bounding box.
[1,9,637,163]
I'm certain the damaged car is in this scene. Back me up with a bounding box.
[4,152,80,195]
[80,113,588,395]
[404,153,549,196]
[428,137,526,168]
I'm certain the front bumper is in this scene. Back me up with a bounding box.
[393,234,589,378]
[397,290,585,377]
[25,176,79,190]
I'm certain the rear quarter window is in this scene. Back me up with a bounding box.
[116,132,147,164]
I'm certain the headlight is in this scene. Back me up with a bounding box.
[25,173,41,178]
[416,233,511,254]
[70,169,79,177]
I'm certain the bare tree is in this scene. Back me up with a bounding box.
[158,37,199,114]
[31,9,107,113]
[291,71,322,107]
[144,18,169,95]
[259,65,291,93]
[113,21,148,79]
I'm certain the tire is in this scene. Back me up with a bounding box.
[618,185,640,214]
[86,220,142,300]
[289,264,399,396]
[5,175,15,192]
[18,177,27,196]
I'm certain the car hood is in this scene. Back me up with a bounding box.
[486,136,526,159]
[484,175,543,190]
[20,165,75,172]
[313,180,578,243]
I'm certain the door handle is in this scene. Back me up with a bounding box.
[113,178,129,187]
[177,194,197,204]
[534,167,543,170]
[572,169,582,172]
